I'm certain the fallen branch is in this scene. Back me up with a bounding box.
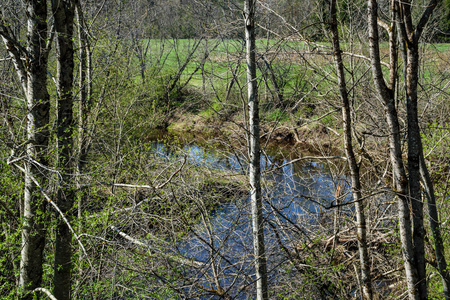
[110,225,204,268]
[99,155,187,190]
[32,287,57,300]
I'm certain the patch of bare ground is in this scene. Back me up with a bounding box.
[261,123,342,155]
[167,110,224,136]
[167,110,343,155]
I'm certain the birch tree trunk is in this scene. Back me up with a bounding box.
[76,0,92,178]
[329,1,372,298]
[75,0,93,286]
[244,1,269,299]
[21,9,51,300]
[52,0,76,299]
[1,1,51,298]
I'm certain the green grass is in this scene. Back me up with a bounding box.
[424,43,450,52]
[128,38,449,126]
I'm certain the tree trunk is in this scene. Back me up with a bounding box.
[244,1,269,299]
[405,42,427,300]
[76,0,92,175]
[395,1,448,298]
[75,0,92,288]
[12,1,52,298]
[2,0,51,295]
[420,155,450,299]
[52,0,76,299]
[329,1,372,298]
[367,1,419,299]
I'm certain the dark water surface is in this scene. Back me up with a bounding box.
[149,133,352,299]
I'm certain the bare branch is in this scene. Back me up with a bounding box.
[101,155,186,190]
[110,225,204,268]
[12,163,92,268]
[414,0,439,42]
[32,287,58,300]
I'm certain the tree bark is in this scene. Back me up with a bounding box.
[52,0,76,299]
[244,1,269,299]
[1,1,53,298]
[405,40,427,300]
[420,155,450,299]
[75,0,93,288]
[76,0,92,177]
[329,1,372,298]
[368,0,447,298]
[397,6,426,295]
[395,1,449,298]
[367,1,419,299]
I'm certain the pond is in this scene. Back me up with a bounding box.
[147,132,354,299]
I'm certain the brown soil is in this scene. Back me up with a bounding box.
[166,109,343,156]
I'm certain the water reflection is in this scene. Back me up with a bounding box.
[150,139,350,299]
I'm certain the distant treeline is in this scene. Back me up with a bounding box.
[92,0,449,41]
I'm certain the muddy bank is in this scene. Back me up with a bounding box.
[166,110,343,156]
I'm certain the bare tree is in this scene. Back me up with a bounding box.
[368,1,420,298]
[368,0,449,298]
[244,1,269,299]
[394,0,450,298]
[329,0,372,298]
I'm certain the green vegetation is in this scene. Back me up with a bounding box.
[1,0,450,298]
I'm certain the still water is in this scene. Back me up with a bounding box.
[150,137,351,299]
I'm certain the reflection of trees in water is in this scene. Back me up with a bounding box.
[78,139,397,299]
[167,142,363,299]
[178,143,400,298]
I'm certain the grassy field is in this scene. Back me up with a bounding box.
[139,38,337,103]
[125,38,449,130]
[140,38,449,86]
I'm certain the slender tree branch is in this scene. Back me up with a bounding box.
[110,225,204,268]
[414,0,439,42]
[32,287,58,300]
[12,163,92,267]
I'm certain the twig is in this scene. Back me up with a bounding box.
[342,51,390,68]
[265,155,347,173]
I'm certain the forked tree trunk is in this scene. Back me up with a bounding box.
[244,1,269,299]
[52,0,76,299]
[1,1,53,298]
[0,0,51,297]
[369,0,447,298]
[329,1,372,298]
[402,26,427,299]
[367,1,419,299]
[395,1,449,298]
